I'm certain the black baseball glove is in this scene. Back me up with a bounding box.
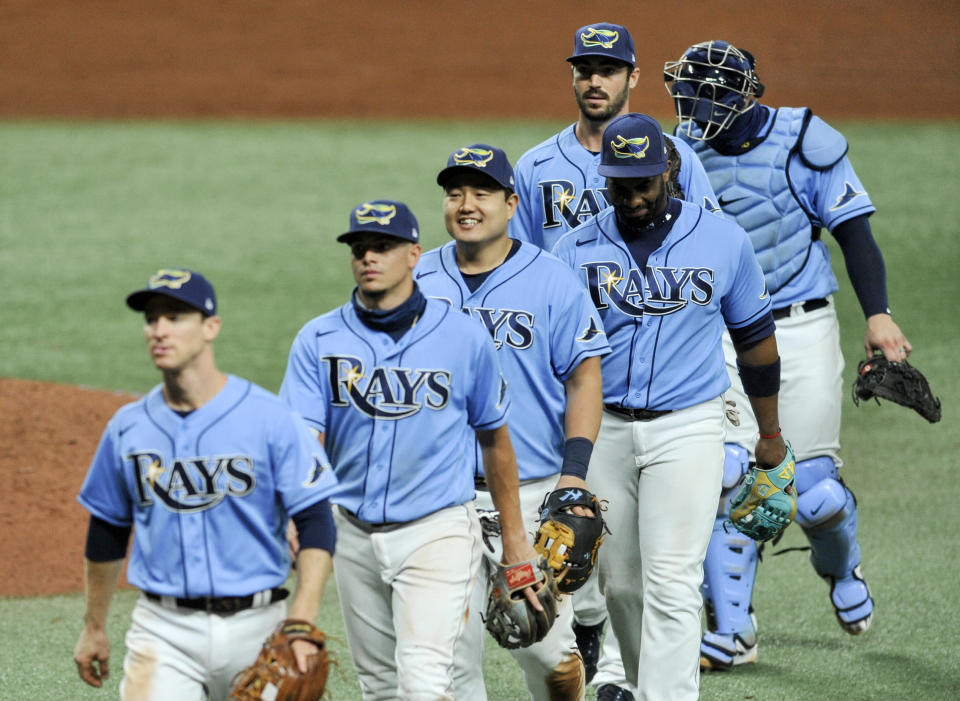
[534,488,608,593]
[852,356,941,423]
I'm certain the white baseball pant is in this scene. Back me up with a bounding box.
[332,502,482,701]
[722,298,843,464]
[588,397,725,700]
[121,594,286,701]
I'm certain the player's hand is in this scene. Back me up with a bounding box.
[865,313,911,362]
[551,475,595,517]
[754,433,787,470]
[500,541,546,612]
[74,627,110,687]
[286,519,300,563]
[291,638,319,675]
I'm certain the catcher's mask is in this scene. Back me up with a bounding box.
[663,40,765,141]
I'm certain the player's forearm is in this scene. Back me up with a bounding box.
[734,334,781,436]
[477,425,528,559]
[563,356,603,442]
[287,548,333,624]
[82,558,124,631]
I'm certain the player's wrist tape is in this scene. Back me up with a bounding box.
[737,357,781,397]
[560,437,593,479]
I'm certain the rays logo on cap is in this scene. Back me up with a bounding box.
[148,269,192,290]
[580,27,619,49]
[610,134,650,160]
[453,147,494,168]
[355,202,397,226]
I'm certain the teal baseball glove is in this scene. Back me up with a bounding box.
[729,443,797,542]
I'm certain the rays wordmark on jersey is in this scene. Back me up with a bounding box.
[539,180,610,230]
[324,355,451,419]
[128,451,255,512]
[462,306,535,350]
[581,261,716,317]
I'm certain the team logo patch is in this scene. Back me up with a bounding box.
[452,147,494,168]
[610,134,650,160]
[829,182,866,211]
[355,202,397,225]
[580,27,619,49]
[148,269,191,290]
[577,317,605,342]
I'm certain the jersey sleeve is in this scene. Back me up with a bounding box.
[279,326,328,433]
[465,325,510,431]
[549,269,611,381]
[510,157,544,247]
[721,227,773,329]
[77,419,134,527]
[271,409,340,516]
[811,156,876,230]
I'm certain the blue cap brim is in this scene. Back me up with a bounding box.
[597,162,668,178]
[125,289,212,315]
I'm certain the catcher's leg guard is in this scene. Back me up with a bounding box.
[794,457,874,634]
[700,444,758,670]
[572,620,604,685]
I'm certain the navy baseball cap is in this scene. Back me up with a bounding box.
[436,144,515,191]
[598,113,670,179]
[337,200,420,244]
[566,23,636,67]
[126,268,217,316]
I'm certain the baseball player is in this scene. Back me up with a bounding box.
[73,268,340,700]
[415,144,611,700]
[511,23,721,699]
[552,112,788,701]
[280,200,542,701]
[664,40,913,670]
[511,21,719,255]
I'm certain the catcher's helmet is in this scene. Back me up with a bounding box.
[664,40,765,141]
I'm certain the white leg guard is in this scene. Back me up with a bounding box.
[794,457,874,634]
[700,444,758,670]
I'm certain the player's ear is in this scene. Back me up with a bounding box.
[202,314,222,342]
[407,243,422,270]
[628,65,641,89]
[505,191,519,219]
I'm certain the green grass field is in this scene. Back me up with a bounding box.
[1,120,958,700]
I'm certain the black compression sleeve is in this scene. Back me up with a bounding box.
[85,515,131,562]
[831,214,891,318]
[291,498,336,555]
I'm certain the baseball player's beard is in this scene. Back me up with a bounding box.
[615,188,669,233]
[576,84,629,126]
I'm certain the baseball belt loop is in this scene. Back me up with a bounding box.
[253,589,270,608]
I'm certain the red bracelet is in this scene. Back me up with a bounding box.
[759,428,781,439]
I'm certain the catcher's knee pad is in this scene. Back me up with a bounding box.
[794,458,861,579]
[717,443,751,516]
[701,516,758,636]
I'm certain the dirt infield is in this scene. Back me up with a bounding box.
[2,1,958,120]
[1,2,955,598]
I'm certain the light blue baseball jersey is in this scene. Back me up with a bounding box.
[552,201,771,410]
[415,240,611,481]
[680,107,876,308]
[511,123,719,251]
[78,375,340,598]
[280,297,509,524]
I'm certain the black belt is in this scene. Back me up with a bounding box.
[772,297,829,320]
[604,404,672,421]
[337,505,410,534]
[144,587,288,615]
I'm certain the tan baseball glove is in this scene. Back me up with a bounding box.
[229,619,330,701]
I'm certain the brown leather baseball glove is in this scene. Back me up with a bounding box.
[229,619,330,701]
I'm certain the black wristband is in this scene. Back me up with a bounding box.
[736,357,781,397]
[560,437,594,480]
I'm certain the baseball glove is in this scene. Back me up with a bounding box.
[534,488,608,593]
[229,619,330,701]
[665,138,685,198]
[729,442,797,543]
[852,356,941,423]
[485,558,560,649]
